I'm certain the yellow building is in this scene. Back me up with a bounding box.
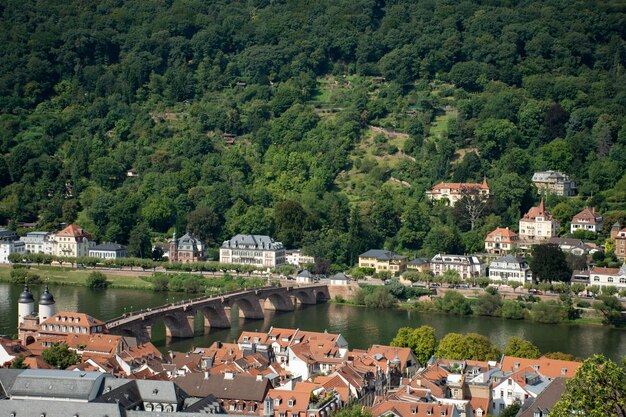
[358,250,407,274]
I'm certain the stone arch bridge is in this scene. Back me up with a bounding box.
[105,285,329,343]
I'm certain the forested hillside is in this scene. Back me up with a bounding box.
[1,0,626,267]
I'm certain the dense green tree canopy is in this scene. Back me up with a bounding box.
[0,0,625,269]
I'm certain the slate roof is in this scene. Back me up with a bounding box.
[407,258,428,265]
[7,369,105,400]
[518,377,568,417]
[221,234,283,250]
[331,272,348,281]
[532,171,571,182]
[492,255,526,265]
[359,249,407,260]
[0,399,124,417]
[91,242,126,251]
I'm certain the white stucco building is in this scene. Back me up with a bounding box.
[430,254,483,279]
[20,231,54,255]
[488,255,532,284]
[285,249,315,267]
[519,200,560,242]
[589,263,626,290]
[220,234,285,268]
[0,240,25,264]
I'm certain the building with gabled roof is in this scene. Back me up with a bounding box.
[613,225,626,260]
[484,227,519,255]
[570,207,602,234]
[52,223,95,258]
[426,178,490,207]
[169,232,205,263]
[370,400,460,417]
[519,200,560,242]
[589,263,626,289]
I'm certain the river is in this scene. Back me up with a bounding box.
[1,283,624,360]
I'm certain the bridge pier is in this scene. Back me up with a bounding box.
[164,314,195,338]
[202,306,231,328]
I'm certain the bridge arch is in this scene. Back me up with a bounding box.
[315,289,329,303]
[263,292,295,311]
[228,296,265,320]
[154,313,195,339]
[201,304,231,328]
[291,290,316,305]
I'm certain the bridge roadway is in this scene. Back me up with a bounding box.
[105,284,330,343]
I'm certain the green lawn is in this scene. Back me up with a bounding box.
[0,265,152,289]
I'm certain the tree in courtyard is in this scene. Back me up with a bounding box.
[435,333,500,361]
[550,354,626,417]
[529,244,571,283]
[10,355,29,369]
[503,336,541,359]
[332,405,372,417]
[390,326,437,366]
[42,343,80,369]
[500,403,521,417]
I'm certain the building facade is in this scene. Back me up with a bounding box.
[589,264,626,290]
[220,234,285,268]
[358,250,407,274]
[484,227,519,255]
[518,200,560,241]
[19,231,54,254]
[570,207,602,234]
[89,242,128,259]
[531,171,576,196]
[429,254,483,280]
[613,226,626,260]
[52,224,95,258]
[285,250,315,267]
[169,232,205,263]
[0,240,25,264]
[488,255,531,285]
[425,178,490,207]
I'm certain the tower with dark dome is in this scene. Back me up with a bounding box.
[17,283,34,324]
[38,284,55,321]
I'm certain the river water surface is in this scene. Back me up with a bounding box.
[1,283,624,360]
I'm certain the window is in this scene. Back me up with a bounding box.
[608,277,614,283]
[594,276,600,282]
[288,400,294,406]
[274,399,280,406]
[621,277,626,284]
[229,405,235,411]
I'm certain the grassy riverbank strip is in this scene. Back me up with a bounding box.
[0,264,153,289]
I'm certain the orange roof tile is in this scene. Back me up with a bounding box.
[485,227,519,242]
[500,356,581,378]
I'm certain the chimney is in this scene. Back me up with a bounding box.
[224,371,234,380]
[204,371,209,380]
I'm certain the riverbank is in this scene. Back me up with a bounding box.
[0,264,153,289]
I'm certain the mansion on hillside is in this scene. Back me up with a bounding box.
[532,171,576,196]
[518,200,560,242]
[425,178,490,207]
[570,207,602,234]
[484,227,519,255]
[219,234,285,268]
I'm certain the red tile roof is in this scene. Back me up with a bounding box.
[485,227,519,242]
[500,356,581,378]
